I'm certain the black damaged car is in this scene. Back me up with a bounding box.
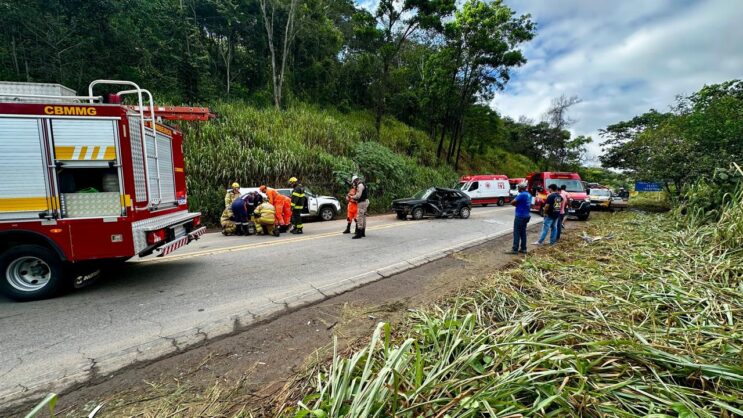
[392,187,472,220]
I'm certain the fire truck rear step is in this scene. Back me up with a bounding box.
[155,226,206,257]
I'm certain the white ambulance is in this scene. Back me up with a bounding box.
[458,175,512,206]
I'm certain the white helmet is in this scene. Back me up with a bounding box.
[351,175,359,182]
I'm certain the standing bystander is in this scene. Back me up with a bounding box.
[507,182,531,254]
[534,184,563,245]
[556,184,569,241]
[351,176,369,239]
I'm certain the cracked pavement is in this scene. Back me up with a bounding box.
[0,207,526,406]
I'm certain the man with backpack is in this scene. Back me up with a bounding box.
[534,184,563,245]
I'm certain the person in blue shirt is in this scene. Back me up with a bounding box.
[535,184,563,245]
[508,182,532,254]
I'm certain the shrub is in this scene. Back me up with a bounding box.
[179,103,461,224]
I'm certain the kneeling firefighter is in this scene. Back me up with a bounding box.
[288,177,307,234]
[350,176,369,239]
[253,201,280,236]
[259,185,291,232]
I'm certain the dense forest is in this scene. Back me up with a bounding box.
[0,0,593,172]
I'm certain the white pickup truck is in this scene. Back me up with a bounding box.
[238,187,341,221]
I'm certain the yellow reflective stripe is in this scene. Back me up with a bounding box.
[292,193,305,197]
[54,146,116,160]
[103,146,116,160]
[55,146,75,160]
[120,194,132,208]
[0,197,49,212]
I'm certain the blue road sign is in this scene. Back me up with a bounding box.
[635,181,663,192]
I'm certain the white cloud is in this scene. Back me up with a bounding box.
[491,0,743,165]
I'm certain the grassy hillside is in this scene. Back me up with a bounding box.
[180,103,538,224]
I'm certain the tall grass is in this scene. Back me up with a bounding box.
[179,103,460,224]
[288,210,743,416]
[676,163,743,254]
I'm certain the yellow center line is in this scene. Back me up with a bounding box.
[138,221,418,264]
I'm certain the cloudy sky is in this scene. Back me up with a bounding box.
[357,0,743,164]
[491,0,743,164]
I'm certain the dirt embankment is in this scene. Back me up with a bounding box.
[11,221,587,417]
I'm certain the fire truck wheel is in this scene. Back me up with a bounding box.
[0,245,67,302]
[497,198,505,206]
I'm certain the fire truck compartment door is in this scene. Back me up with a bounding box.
[144,132,176,205]
[69,219,132,260]
[51,119,117,161]
[0,118,51,217]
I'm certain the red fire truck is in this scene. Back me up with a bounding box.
[0,80,209,301]
[526,171,591,220]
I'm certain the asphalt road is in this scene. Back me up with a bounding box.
[0,206,537,406]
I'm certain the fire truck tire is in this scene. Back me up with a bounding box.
[0,245,68,302]
[497,198,505,206]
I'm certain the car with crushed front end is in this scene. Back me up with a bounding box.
[392,187,472,220]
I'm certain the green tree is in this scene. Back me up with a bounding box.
[601,80,743,195]
[434,0,535,169]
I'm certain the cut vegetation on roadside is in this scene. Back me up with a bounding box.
[283,208,742,416]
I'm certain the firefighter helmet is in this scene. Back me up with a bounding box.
[288,177,298,184]
[231,182,240,189]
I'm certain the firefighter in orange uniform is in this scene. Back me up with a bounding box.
[259,185,290,231]
[277,194,293,232]
[343,176,359,234]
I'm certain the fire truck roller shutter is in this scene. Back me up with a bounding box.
[156,133,176,204]
[128,116,148,203]
[51,119,117,161]
[144,131,176,205]
[0,118,51,217]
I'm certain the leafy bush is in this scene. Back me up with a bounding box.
[181,103,464,224]
[676,164,743,222]
[676,163,743,252]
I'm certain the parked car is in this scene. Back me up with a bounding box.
[508,177,527,197]
[588,188,612,210]
[609,195,629,211]
[392,187,472,220]
[238,187,341,221]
